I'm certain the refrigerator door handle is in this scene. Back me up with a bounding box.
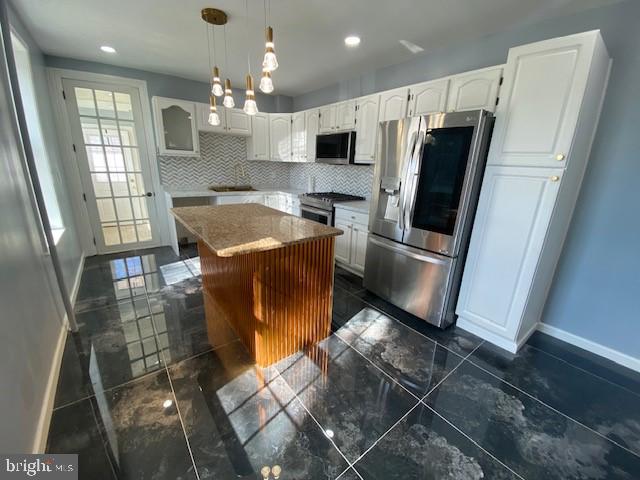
[404,130,425,230]
[399,131,418,232]
[369,235,448,265]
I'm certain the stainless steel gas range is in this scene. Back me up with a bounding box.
[299,192,365,226]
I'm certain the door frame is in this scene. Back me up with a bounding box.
[47,68,170,256]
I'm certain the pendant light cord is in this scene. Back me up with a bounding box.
[224,24,229,71]
[206,24,212,85]
[246,0,251,75]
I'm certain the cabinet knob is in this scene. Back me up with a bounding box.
[550,175,560,182]
[555,153,565,161]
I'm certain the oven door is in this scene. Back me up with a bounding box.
[300,205,332,225]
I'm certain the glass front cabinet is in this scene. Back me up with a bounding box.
[152,96,199,156]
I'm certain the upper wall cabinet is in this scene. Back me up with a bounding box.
[270,113,292,162]
[292,111,309,162]
[318,104,336,133]
[153,97,199,156]
[378,87,409,122]
[319,100,355,133]
[305,109,319,161]
[354,94,380,164]
[446,67,503,113]
[408,79,449,116]
[247,112,269,161]
[196,103,252,136]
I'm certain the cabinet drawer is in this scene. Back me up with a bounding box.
[335,208,368,226]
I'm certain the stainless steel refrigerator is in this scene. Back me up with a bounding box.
[364,110,494,328]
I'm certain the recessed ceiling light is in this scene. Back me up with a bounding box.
[344,36,361,47]
[100,45,116,53]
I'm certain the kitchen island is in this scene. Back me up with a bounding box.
[171,204,342,366]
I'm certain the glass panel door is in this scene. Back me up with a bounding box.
[64,80,159,253]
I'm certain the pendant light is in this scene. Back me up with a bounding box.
[259,68,274,94]
[201,8,227,98]
[243,0,258,115]
[208,94,221,125]
[222,24,235,108]
[262,0,278,72]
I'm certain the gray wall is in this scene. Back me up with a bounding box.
[1,3,67,453]
[44,55,293,113]
[294,0,640,360]
[9,6,83,294]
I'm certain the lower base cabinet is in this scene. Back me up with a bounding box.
[334,207,369,276]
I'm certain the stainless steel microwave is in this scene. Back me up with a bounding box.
[315,131,356,164]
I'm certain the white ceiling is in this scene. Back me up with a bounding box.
[14,0,618,97]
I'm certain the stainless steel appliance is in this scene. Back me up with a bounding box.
[315,131,356,164]
[364,110,494,328]
[300,192,365,225]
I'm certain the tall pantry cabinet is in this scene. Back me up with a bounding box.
[456,31,611,352]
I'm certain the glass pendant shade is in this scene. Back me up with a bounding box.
[208,95,221,125]
[262,27,278,72]
[222,78,235,108]
[259,69,274,94]
[211,66,224,96]
[243,74,258,115]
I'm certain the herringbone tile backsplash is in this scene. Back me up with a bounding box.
[158,132,373,197]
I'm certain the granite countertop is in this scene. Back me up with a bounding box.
[333,200,370,214]
[164,185,306,198]
[171,204,342,257]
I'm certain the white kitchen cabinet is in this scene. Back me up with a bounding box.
[334,207,369,275]
[247,112,270,161]
[197,104,252,136]
[318,104,336,133]
[354,94,380,164]
[269,114,292,162]
[291,111,308,162]
[446,67,502,113]
[456,31,611,353]
[336,100,356,130]
[215,194,265,205]
[408,79,449,116]
[153,96,199,156]
[378,87,409,122]
[305,109,319,161]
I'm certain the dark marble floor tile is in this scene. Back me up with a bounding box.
[335,307,465,398]
[424,361,640,479]
[355,290,482,356]
[470,341,640,456]
[179,242,199,259]
[149,291,238,365]
[354,404,519,480]
[332,286,370,331]
[95,371,197,479]
[47,397,116,479]
[527,331,640,396]
[276,334,418,463]
[169,342,349,479]
[53,333,96,408]
[337,468,362,479]
[334,266,364,293]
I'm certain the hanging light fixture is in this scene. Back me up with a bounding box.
[211,67,224,96]
[208,94,221,125]
[259,68,274,94]
[222,24,235,108]
[201,8,227,97]
[262,0,278,72]
[243,0,258,115]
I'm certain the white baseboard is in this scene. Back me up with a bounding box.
[32,323,67,453]
[537,323,640,374]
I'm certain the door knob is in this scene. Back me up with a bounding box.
[555,153,565,161]
[146,192,153,197]
[550,176,560,182]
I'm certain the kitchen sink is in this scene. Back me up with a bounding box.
[209,185,258,192]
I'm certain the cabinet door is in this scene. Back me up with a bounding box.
[354,94,380,164]
[409,79,449,116]
[196,102,226,133]
[446,67,502,113]
[153,97,199,155]
[489,34,595,168]
[336,100,356,130]
[305,109,319,161]
[291,111,307,162]
[378,88,409,122]
[456,165,562,338]
[350,223,368,273]
[226,108,252,136]
[247,112,270,160]
[334,220,352,264]
[319,104,336,133]
[269,114,292,162]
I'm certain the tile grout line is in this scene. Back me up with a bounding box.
[421,403,527,480]
[86,396,120,479]
[464,355,640,460]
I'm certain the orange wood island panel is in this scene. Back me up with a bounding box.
[171,204,342,367]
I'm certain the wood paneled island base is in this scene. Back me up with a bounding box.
[199,237,335,366]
